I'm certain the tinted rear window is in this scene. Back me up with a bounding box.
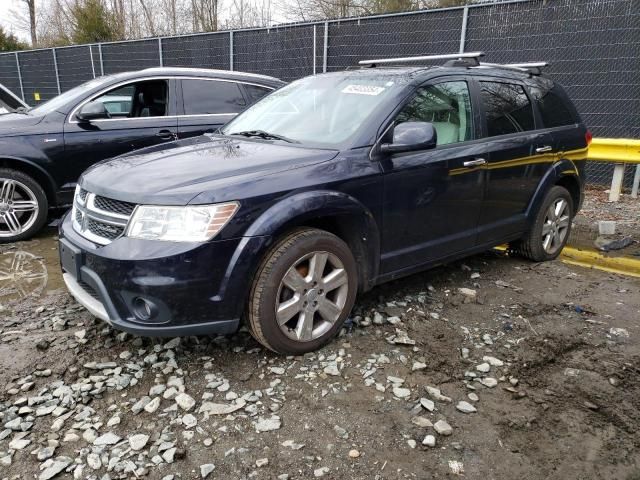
[182,79,246,115]
[244,84,272,103]
[530,85,576,128]
[480,81,536,136]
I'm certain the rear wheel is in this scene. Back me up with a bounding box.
[511,185,573,262]
[247,228,358,355]
[0,168,48,243]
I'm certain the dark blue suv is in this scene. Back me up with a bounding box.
[59,53,589,354]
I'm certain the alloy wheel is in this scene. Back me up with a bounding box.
[275,251,350,342]
[541,198,570,254]
[0,178,39,238]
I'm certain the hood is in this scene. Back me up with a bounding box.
[80,135,339,205]
[0,113,45,135]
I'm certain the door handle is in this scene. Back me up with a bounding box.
[536,145,553,153]
[463,158,487,167]
[156,130,174,140]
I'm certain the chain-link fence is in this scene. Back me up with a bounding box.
[0,0,638,187]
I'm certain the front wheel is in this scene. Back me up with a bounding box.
[511,185,573,262]
[0,168,48,244]
[247,228,358,355]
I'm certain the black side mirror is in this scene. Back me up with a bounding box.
[380,121,437,154]
[77,101,110,122]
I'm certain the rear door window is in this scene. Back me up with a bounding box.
[530,85,577,128]
[182,79,246,115]
[480,81,536,136]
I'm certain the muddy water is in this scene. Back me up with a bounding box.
[0,227,64,310]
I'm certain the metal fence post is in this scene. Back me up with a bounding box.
[52,48,61,95]
[89,45,96,78]
[323,22,328,73]
[14,52,24,101]
[229,31,234,71]
[459,6,469,54]
[313,24,317,75]
[98,44,104,76]
[158,38,163,67]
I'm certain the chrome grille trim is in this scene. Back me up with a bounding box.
[72,190,135,245]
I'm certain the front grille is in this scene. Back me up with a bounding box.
[94,196,136,216]
[87,218,125,241]
[72,189,135,246]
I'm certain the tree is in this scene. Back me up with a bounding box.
[0,27,27,52]
[22,0,38,46]
[71,0,120,44]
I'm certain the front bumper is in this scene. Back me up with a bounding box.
[59,212,269,337]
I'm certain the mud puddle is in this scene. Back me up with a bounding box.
[0,227,63,309]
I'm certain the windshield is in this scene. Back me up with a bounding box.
[221,74,400,148]
[28,76,112,116]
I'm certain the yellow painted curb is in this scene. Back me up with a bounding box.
[494,245,640,277]
[560,246,640,278]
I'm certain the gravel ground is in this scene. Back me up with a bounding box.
[571,187,640,255]
[1,229,639,480]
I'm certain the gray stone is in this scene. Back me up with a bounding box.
[182,414,197,428]
[422,434,436,447]
[456,401,477,413]
[129,434,150,451]
[87,453,102,470]
[433,419,452,436]
[420,398,435,412]
[255,415,281,433]
[144,397,161,413]
[94,432,121,446]
[476,363,491,373]
[39,456,72,480]
[37,446,56,461]
[175,393,196,411]
[200,463,215,478]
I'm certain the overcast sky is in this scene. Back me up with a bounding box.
[0,0,30,42]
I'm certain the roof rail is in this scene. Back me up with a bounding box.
[358,51,485,67]
[475,62,549,75]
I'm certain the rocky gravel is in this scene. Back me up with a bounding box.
[1,234,639,479]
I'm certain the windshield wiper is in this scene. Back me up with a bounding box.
[228,130,299,144]
[14,106,31,114]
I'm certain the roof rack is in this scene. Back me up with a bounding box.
[475,62,549,75]
[356,53,548,75]
[358,52,485,67]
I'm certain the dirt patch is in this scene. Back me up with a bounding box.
[1,232,639,480]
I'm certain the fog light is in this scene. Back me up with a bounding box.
[132,297,157,321]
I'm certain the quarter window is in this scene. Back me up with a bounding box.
[182,79,246,115]
[480,81,535,136]
[244,84,272,103]
[530,85,576,128]
[396,81,473,146]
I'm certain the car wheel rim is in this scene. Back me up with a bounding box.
[275,251,349,342]
[542,198,570,254]
[0,178,39,238]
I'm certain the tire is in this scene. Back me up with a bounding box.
[511,185,573,262]
[247,228,358,355]
[0,168,48,244]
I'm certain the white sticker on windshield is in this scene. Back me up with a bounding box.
[341,84,386,96]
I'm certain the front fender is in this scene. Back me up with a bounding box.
[245,190,381,290]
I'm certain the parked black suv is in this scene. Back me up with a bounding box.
[59,53,589,354]
[0,67,284,243]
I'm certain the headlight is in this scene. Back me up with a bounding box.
[125,202,239,242]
